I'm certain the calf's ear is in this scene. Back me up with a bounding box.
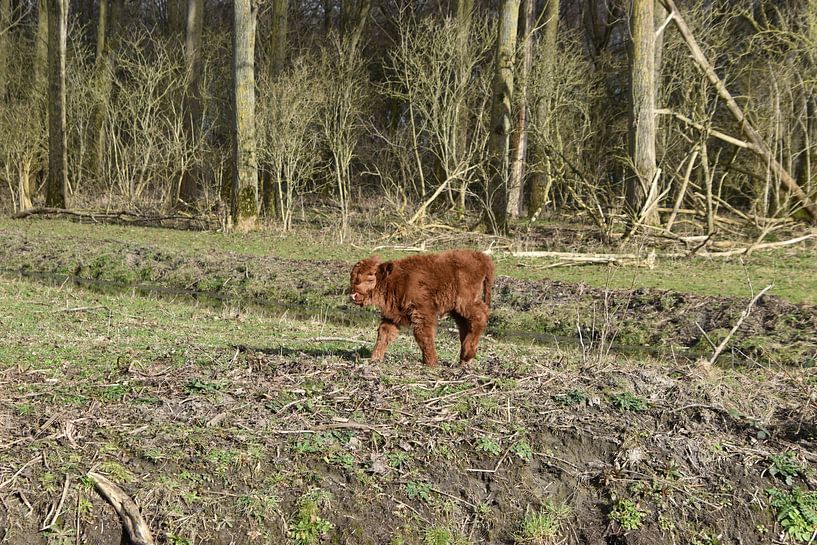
[370,255,381,265]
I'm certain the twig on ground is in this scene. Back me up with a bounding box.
[40,475,70,531]
[0,455,41,490]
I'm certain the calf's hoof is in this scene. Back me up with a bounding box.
[459,358,473,366]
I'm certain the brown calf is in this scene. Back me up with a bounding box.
[349,249,494,367]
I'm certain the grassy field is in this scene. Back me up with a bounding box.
[0,217,816,545]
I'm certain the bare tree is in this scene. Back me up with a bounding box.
[232,0,259,231]
[528,0,559,217]
[381,13,492,223]
[487,0,520,234]
[507,0,535,218]
[34,0,47,89]
[318,35,368,238]
[175,0,203,208]
[0,0,9,101]
[340,0,371,53]
[257,56,322,231]
[46,0,68,208]
[269,0,287,76]
[166,0,185,36]
[627,0,659,227]
[86,0,123,185]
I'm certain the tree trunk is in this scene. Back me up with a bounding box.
[528,0,559,218]
[166,0,184,36]
[46,0,68,208]
[487,0,520,234]
[269,0,287,76]
[19,161,34,211]
[454,0,473,214]
[627,0,659,226]
[232,0,259,231]
[35,0,47,89]
[507,0,534,218]
[340,0,371,53]
[86,0,121,184]
[0,0,9,102]
[176,0,203,207]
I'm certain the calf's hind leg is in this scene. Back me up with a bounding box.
[451,312,470,364]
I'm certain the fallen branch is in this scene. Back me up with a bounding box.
[11,207,214,229]
[695,232,817,257]
[707,284,773,366]
[507,250,657,269]
[87,472,155,545]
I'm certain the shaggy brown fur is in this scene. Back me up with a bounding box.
[349,249,494,367]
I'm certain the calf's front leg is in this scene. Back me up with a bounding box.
[371,319,399,362]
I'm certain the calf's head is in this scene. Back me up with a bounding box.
[349,256,381,306]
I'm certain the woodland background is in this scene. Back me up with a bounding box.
[2,0,817,240]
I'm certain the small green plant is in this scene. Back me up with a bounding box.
[97,461,135,483]
[609,499,645,531]
[184,378,225,395]
[166,534,193,545]
[387,451,411,469]
[289,492,334,545]
[552,389,587,407]
[327,452,356,469]
[294,433,334,454]
[423,526,468,545]
[768,451,808,485]
[511,440,534,462]
[476,436,502,456]
[405,481,432,503]
[610,392,648,412]
[238,493,281,522]
[767,487,817,542]
[514,501,570,543]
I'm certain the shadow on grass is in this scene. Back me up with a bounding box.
[232,343,370,362]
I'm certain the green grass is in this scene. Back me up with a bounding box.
[2,217,815,303]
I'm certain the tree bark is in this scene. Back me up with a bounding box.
[340,0,371,53]
[454,0,473,214]
[455,0,473,20]
[166,0,184,36]
[658,0,817,222]
[34,0,47,89]
[176,0,203,207]
[507,0,534,218]
[269,0,287,76]
[86,0,122,184]
[487,0,520,234]
[232,0,259,231]
[627,0,659,226]
[0,0,9,102]
[528,0,559,218]
[46,0,68,208]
